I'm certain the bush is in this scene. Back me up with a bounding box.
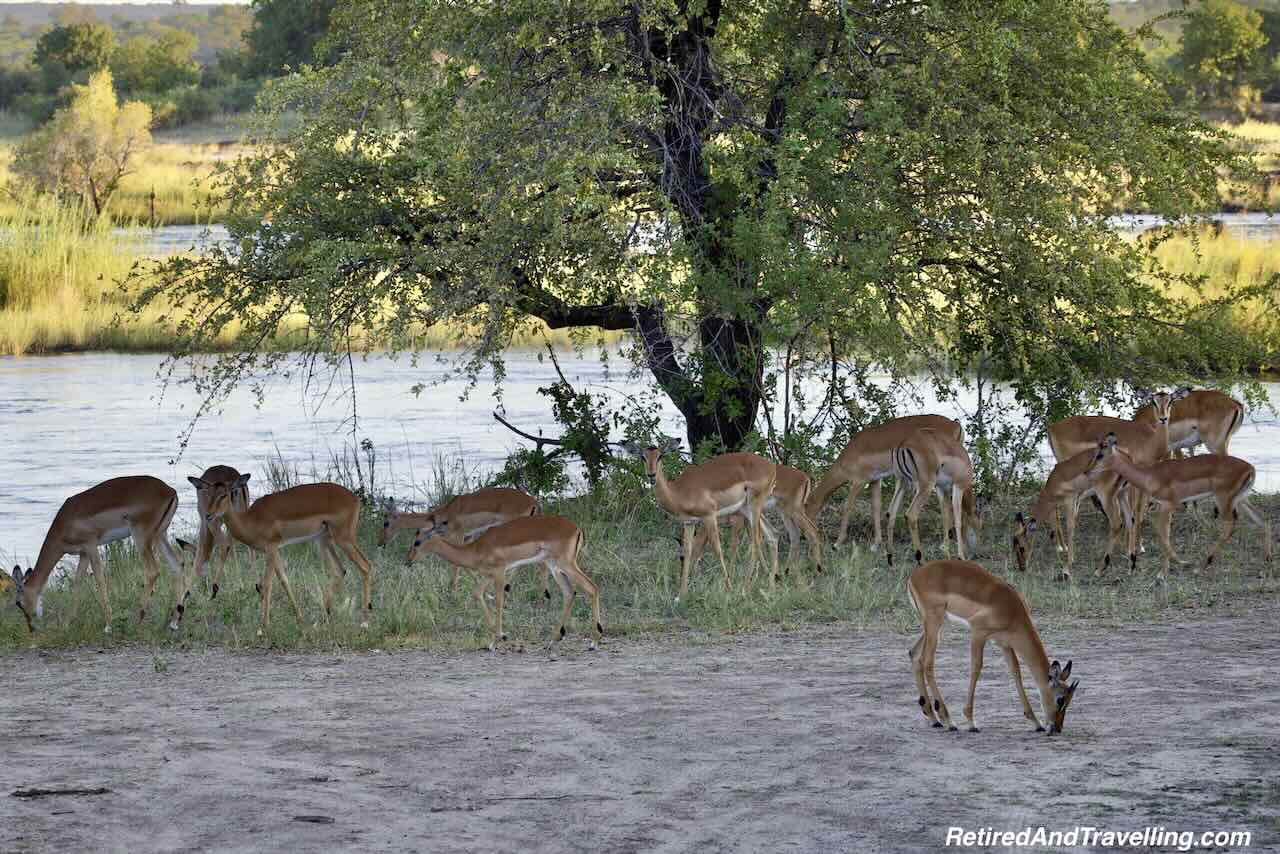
[174,86,218,126]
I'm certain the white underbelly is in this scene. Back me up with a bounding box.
[100,527,132,545]
[281,530,324,547]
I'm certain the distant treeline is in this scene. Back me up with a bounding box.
[0,1,334,129]
[1110,0,1280,117]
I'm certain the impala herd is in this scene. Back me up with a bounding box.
[8,387,1270,734]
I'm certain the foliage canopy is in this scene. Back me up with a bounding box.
[13,71,152,218]
[135,0,1268,465]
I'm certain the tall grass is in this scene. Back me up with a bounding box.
[2,454,1275,651]
[0,141,235,226]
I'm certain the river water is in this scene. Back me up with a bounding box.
[2,350,1279,567]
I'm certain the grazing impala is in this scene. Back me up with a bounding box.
[386,487,541,593]
[886,428,984,565]
[806,415,962,550]
[204,476,374,633]
[1048,389,1185,560]
[688,464,824,575]
[184,466,251,600]
[409,514,602,650]
[10,476,184,634]
[1012,447,1130,579]
[1133,387,1244,457]
[626,438,779,595]
[907,560,1080,734]
[1087,433,1271,579]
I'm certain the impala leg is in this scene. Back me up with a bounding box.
[1099,490,1125,576]
[1201,495,1237,575]
[687,522,711,567]
[701,515,733,592]
[867,479,882,550]
[493,568,507,648]
[1155,505,1176,580]
[756,514,781,588]
[560,555,604,641]
[1133,488,1149,555]
[727,514,746,563]
[885,478,906,560]
[905,482,931,566]
[780,509,801,573]
[321,537,345,616]
[551,566,574,640]
[1062,498,1079,580]
[1002,645,1043,731]
[935,487,952,558]
[271,553,304,625]
[539,564,551,601]
[209,523,235,599]
[258,549,277,632]
[950,484,966,561]
[678,523,697,597]
[335,537,374,617]
[792,504,824,572]
[471,576,494,627]
[836,478,862,547]
[86,548,112,633]
[909,632,935,725]
[131,526,163,624]
[963,633,987,732]
[921,610,954,729]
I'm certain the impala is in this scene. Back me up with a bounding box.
[386,487,541,593]
[1048,389,1185,559]
[687,464,824,575]
[1133,387,1244,457]
[886,428,984,565]
[625,438,779,595]
[806,415,962,550]
[1012,447,1130,579]
[9,476,184,634]
[907,559,1080,734]
[203,476,374,633]
[1087,433,1271,579]
[408,514,602,650]
[184,466,251,600]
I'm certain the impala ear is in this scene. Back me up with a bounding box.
[1015,511,1024,524]
[1061,660,1073,680]
[188,476,209,489]
[1104,432,1118,448]
[1049,660,1061,680]
[11,565,23,591]
[620,440,644,457]
[1027,518,1038,534]
[1173,386,1191,400]
[660,435,682,454]
[235,473,252,487]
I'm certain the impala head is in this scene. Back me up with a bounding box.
[1012,511,1036,572]
[1137,387,1189,426]
[404,522,443,566]
[1046,659,1080,734]
[1086,432,1121,479]
[377,499,402,547]
[203,473,252,524]
[623,436,682,483]
[189,471,250,517]
[11,564,39,633]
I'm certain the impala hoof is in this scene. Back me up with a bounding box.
[931,721,943,729]
[968,726,980,733]
[914,550,922,565]
[544,589,551,600]
[1035,725,1045,733]
[211,583,219,599]
[504,583,511,593]
[948,726,959,732]
[559,626,566,639]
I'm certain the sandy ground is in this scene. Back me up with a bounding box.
[2,608,1278,854]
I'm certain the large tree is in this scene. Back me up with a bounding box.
[137,0,1257,452]
[33,21,115,77]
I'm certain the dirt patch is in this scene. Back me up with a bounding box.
[2,607,1278,853]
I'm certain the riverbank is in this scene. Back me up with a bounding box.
[3,482,1276,651]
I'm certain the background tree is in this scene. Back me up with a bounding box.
[134,0,1259,455]
[12,70,152,218]
[243,0,337,76]
[111,25,200,94]
[1176,0,1268,114]
[33,21,115,78]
